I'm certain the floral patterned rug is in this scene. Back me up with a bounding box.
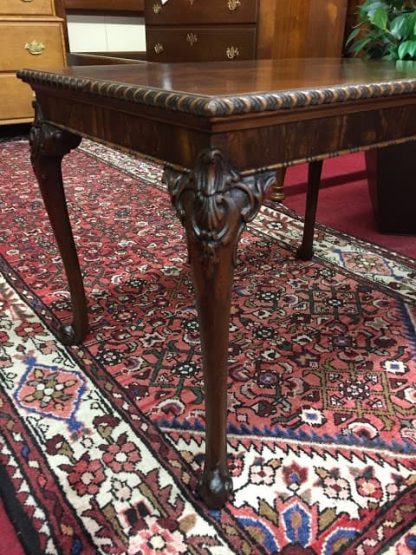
[0,137,415,554]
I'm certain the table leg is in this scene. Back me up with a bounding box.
[297,160,323,261]
[269,167,287,202]
[166,149,275,509]
[29,102,87,345]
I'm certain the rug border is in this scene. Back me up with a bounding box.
[0,462,42,555]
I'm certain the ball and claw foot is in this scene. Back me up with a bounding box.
[296,244,314,261]
[58,324,84,346]
[196,469,233,510]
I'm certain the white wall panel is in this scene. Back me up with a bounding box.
[106,17,146,51]
[67,14,146,52]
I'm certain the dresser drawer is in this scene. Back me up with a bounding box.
[145,0,258,25]
[0,22,65,71]
[0,0,54,15]
[0,73,34,121]
[146,26,256,62]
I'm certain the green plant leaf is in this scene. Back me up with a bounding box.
[361,0,386,18]
[346,27,362,45]
[348,35,374,55]
[397,11,416,39]
[390,14,409,39]
[346,1,416,60]
[398,39,416,59]
[370,6,388,30]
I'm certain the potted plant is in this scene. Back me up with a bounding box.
[346,0,416,234]
[347,0,416,61]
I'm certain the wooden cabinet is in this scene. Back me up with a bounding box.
[0,0,55,15]
[146,0,258,25]
[63,0,144,11]
[147,26,256,62]
[145,0,348,63]
[0,1,66,125]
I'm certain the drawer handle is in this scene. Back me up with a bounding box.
[21,0,34,2]
[153,2,161,13]
[154,42,164,55]
[186,33,198,47]
[227,0,241,10]
[226,46,240,60]
[25,40,45,55]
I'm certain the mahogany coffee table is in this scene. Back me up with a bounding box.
[17,59,416,509]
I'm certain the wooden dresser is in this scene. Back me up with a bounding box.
[63,0,144,10]
[0,0,66,125]
[145,0,348,63]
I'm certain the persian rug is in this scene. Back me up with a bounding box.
[0,137,416,555]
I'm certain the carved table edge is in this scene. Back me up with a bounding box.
[17,69,416,118]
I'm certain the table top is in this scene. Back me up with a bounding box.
[17,58,416,118]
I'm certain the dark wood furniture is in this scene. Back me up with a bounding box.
[17,59,416,509]
[63,0,144,12]
[366,142,416,234]
[68,51,146,65]
[145,0,348,63]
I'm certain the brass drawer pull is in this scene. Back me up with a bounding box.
[226,46,240,60]
[154,42,164,54]
[21,0,34,2]
[186,33,198,47]
[227,0,241,11]
[153,2,161,13]
[25,40,45,55]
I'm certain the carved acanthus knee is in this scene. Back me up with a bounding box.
[30,102,81,169]
[165,149,276,275]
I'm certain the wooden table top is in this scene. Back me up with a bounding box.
[18,58,416,117]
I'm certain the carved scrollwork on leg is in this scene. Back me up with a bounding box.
[165,149,275,276]
[30,102,81,164]
[29,101,87,344]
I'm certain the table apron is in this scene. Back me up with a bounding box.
[35,90,416,173]
[212,103,416,170]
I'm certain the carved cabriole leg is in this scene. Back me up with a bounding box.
[30,102,86,345]
[166,150,275,509]
[297,160,324,261]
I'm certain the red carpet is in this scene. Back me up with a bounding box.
[0,500,24,555]
[283,152,416,259]
[1,138,416,553]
